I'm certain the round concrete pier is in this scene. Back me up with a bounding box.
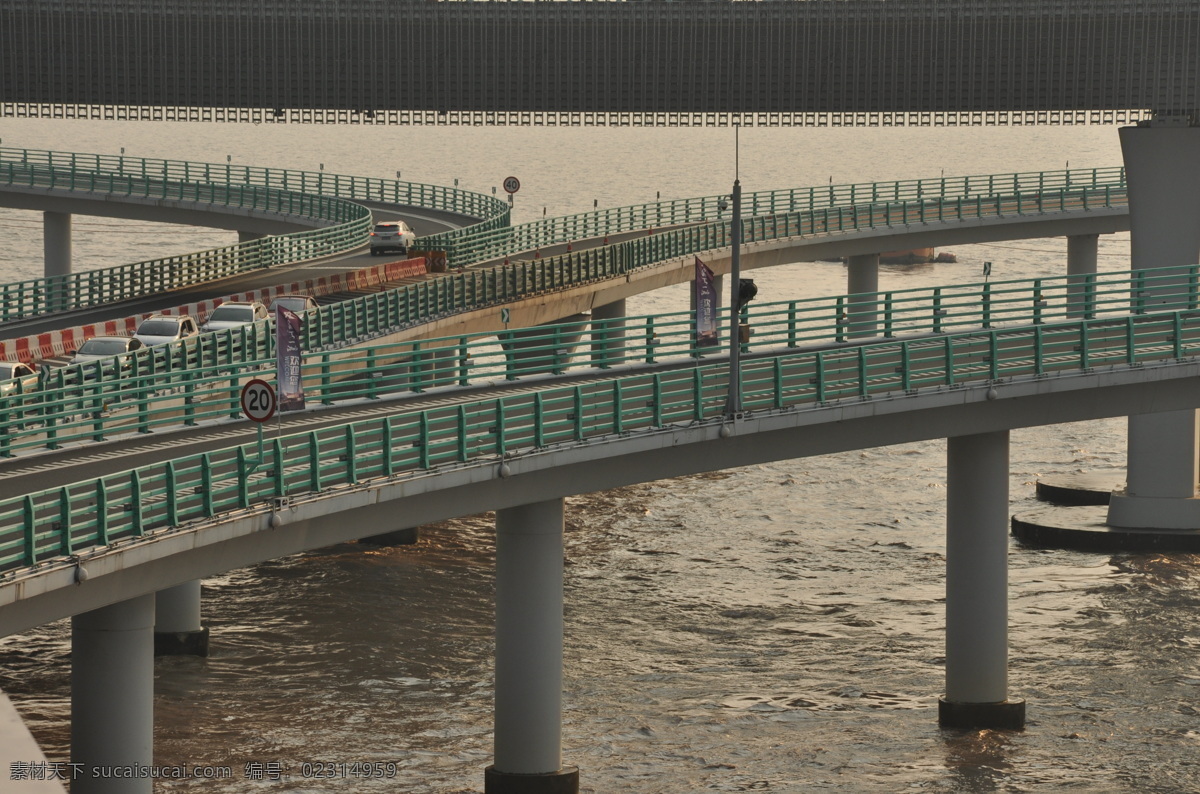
[154,627,210,657]
[938,698,1026,731]
[485,766,579,794]
[1034,473,1123,506]
[1012,505,1200,552]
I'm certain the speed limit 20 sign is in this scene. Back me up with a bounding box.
[241,378,277,423]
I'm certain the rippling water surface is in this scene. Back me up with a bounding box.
[4,120,1198,792]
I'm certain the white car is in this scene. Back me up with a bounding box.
[0,361,39,398]
[369,221,416,256]
[70,336,145,377]
[201,301,268,332]
[270,295,319,315]
[134,314,199,347]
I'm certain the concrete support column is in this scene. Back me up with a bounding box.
[154,580,210,656]
[401,344,459,392]
[1066,234,1099,318]
[1120,124,1200,274]
[498,316,587,379]
[1108,410,1200,528]
[1116,122,1200,529]
[486,498,578,793]
[423,346,456,388]
[940,431,1025,730]
[44,211,72,279]
[44,211,72,312]
[590,298,626,367]
[71,594,155,794]
[846,253,880,338]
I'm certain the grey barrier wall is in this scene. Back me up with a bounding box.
[1,1,1197,124]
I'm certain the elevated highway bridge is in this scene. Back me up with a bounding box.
[0,150,1131,449]
[5,2,1200,789]
[0,147,1193,792]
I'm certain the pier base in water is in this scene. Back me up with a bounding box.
[1012,506,1200,553]
[1034,473,1119,506]
[484,765,580,794]
[153,627,210,657]
[154,580,209,657]
[938,698,1026,731]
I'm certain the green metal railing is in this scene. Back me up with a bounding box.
[0,161,374,320]
[0,160,1134,402]
[0,153,1145,468]
[1,264,1195,458]
[310,169,1130,358]
[0,151,1142,578]
[417,165,1128,267]
[0,147,510,321]
[0,148,1126,322]
[0,147,507,228]
[2,303,1195,575]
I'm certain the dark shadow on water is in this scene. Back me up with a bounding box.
[941,728,1019,791]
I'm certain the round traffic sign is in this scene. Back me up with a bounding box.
[241,378,277,423]
[502,176,520,194]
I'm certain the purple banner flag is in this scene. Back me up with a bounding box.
[694,256,719,347]
[275,304,305,412]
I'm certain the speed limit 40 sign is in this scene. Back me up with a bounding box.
[241,379,277,423]
[503,176,520,194]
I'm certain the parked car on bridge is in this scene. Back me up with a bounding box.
[201,301,268,332]
[369,221,415,256]
[0,361,40,398]
[269,295,319,315]
[69,336,145,377]
[133,314,199,347]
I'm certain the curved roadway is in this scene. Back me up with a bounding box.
[0,199,478,340]
[0,158,1151,635]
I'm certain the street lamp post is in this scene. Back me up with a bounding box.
[724,177,742,416]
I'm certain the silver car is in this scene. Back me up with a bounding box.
[201,301,268,332]
[70,336,145,377]
[269,295,319,315]
[369,221,415,256]
[134,314,199,347]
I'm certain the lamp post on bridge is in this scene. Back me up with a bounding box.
[723,178,743,416]
[724,126,743,416]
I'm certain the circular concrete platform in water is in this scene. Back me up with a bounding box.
[1034,473,1123,506]
[1012,505,1200,553]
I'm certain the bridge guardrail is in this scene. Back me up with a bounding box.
[1,302,1193,575]
[0,174,1146,456]
[0,147,509,322]
[0,160,376,320]
[0,157,1133,383]
[306,171,1131,362]
[0,147,508,229]
[0,264,1194,459]
[416,166,1127,267]
[0,147,1125,319]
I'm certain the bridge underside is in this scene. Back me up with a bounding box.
[2,0,1197,127]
